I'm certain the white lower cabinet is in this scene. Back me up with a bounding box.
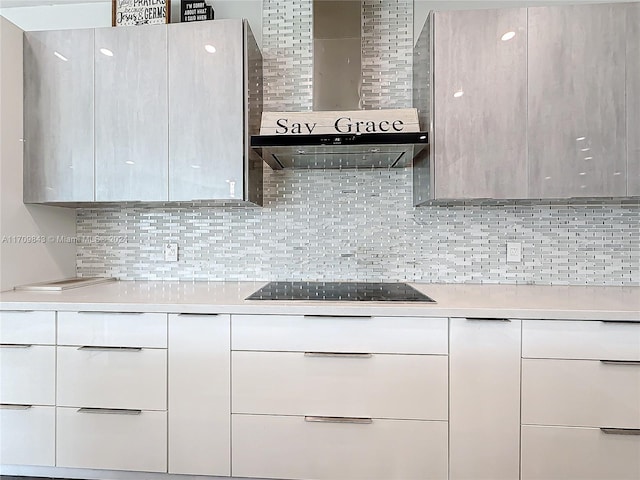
[232,351,448,420]
[168,313,230,476]
[56,346,167,410]
[0,345,55,405]
[449,318,521,480]
[521,425,640,480]
[0,405,55,466]
[56,406,167,472]
[232,414,448,480]
[522,358,640,428]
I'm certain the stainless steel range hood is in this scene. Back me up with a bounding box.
[251,132,428,169]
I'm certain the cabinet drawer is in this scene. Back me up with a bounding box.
[522,359,640,428]
[57,311,167,348]
[0,345,55,405]
[232,315,448,354]
[56,407,166,472]
[521,425,640,480]
[523,320,640,360]
[57,346,166,410]
[232,414,448,480]
[0,405,55,466]
[0,310,55,344]
[232,351,447,420]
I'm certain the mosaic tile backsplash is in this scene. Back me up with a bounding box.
[76,167,639,285]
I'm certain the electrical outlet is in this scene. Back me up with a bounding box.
[164,243,178,262]
[506,242,522,263]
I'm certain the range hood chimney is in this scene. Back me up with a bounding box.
[251,0,428,170]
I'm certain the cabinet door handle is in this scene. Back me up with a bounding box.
[465,318,511,322]
[600,360,640,366]
[0,310,35,313]
[303,315,372,320]
[77,346,142,352]
[304,352,372,359]
[599,320,640,324]
[78,407,142,415]
[0,344,32,348]
[600,428,640,436]
[0,404,32,410]
[177,313,219,316]
[77,311,144,315]
[305,416,373,425]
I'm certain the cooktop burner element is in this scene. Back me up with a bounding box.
[246,282,435,302]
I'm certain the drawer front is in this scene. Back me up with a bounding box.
[232,351,447,420]
[56,407,167,472]
[0,345,55,405]
[57,311,167,348]
[523,320,640,360]
[232,414,448,480]
[522,359,640,428]
[232,315,448,354]
[0,405,55,466]
[0,310,55,344]
[57,346,166,410]
[521,425,640,480]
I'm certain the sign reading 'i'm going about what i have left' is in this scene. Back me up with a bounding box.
[112,0,170,27]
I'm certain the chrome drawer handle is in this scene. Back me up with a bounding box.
[303,315,372,320]
[0,310,35,313]
[600,360,640,366]
[304,352,372,359]
[177,313,219,316]
[77,311,144,315]
[305,416,373,424]
[78,407,142,415]
[0,344,32,348]
[600,428,640,436]
[0,404,32,410]
[465,318,511,322]
[77,346,142,352]
[599,320,640,324]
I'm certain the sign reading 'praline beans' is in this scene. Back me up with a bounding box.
[112,0,170,26]
[260,109,421,135]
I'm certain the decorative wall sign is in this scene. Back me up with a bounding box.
[260,108,421,135]
[181,0,214,22]
[112,0,171,27]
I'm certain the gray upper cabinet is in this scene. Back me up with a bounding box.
[627,3,640,196]
[527,4,627,198]
[168,20,244,202]
[432,8,527,200]
[94,25,169,202]
[23,29,95,203]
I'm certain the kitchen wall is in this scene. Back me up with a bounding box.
[0,16,77,291]
[9,0,636,286]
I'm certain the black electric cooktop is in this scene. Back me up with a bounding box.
[246,282,435,302]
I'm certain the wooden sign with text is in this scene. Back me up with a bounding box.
[260,109,420,135]
[113,0,171,27]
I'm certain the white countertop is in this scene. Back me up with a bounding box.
[0,281,638,321]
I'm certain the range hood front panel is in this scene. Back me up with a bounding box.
[252,132,428,170]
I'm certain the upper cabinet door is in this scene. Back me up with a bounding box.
[528,4,627,198]
[94,25,168,201]
[24,29,94,203]
[433,8,527,199]
[627,3,640,196]
[168,20,245,201]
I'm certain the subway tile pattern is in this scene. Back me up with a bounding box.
[262,0,313,111]
[361,0,414,109]
[76,167,640,285]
